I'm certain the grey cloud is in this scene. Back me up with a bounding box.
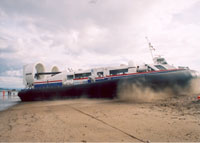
[0,0,200,88]
[0,45,17,53]
[0,0,154,31]
[0,36,18,54]
[0,0,154,57]
[172,1,200,25]
[0,58,23,75]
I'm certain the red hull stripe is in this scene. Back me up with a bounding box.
[34,80,62,84]
[73,77,88,80]
[106,69,181,78]
[95,77,105,79]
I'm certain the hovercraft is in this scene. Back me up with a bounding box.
[18,40,200,101]
[18,55,199,101]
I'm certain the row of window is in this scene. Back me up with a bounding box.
[67,69,128,80]
[66,65,166,80]
[109,69,128,75]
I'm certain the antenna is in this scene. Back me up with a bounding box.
[145,37,155,60]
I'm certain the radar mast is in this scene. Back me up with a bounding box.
[145,37,155,61]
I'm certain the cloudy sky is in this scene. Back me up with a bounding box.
[0,0,200,88]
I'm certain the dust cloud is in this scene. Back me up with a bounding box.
[117,82,173,103]
[117,78,200,103]
[188,78,200,95]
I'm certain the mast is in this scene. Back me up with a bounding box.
[145,37,155,61]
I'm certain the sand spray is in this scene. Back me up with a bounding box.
[117,78,200,103]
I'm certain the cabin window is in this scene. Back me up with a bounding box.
[67,75,73,80]
[157,58,167,64]
[147,66,155,71]
[109,69,128,75]
[75,72,91,79]
[97,72,104,77]
[155,65,166,70]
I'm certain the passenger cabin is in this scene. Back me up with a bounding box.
[65,61,174,84]
[53,58,176,86]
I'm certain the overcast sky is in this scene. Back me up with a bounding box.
[0,0,200,88]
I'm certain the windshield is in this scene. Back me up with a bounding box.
[155,65,166,70]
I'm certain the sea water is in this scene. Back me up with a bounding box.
[0,91,21,111]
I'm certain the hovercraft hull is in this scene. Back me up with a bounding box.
[18,69,195,101]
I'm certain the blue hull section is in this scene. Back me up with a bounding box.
[34,82,62,88]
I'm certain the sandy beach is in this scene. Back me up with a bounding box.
[0,93,200,142]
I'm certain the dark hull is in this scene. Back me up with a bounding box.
[18,69,195,101]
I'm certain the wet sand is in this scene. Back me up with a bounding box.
[0,95,200,142]
[0,91,21,111]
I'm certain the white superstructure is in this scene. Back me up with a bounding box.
[23,56,177,89]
